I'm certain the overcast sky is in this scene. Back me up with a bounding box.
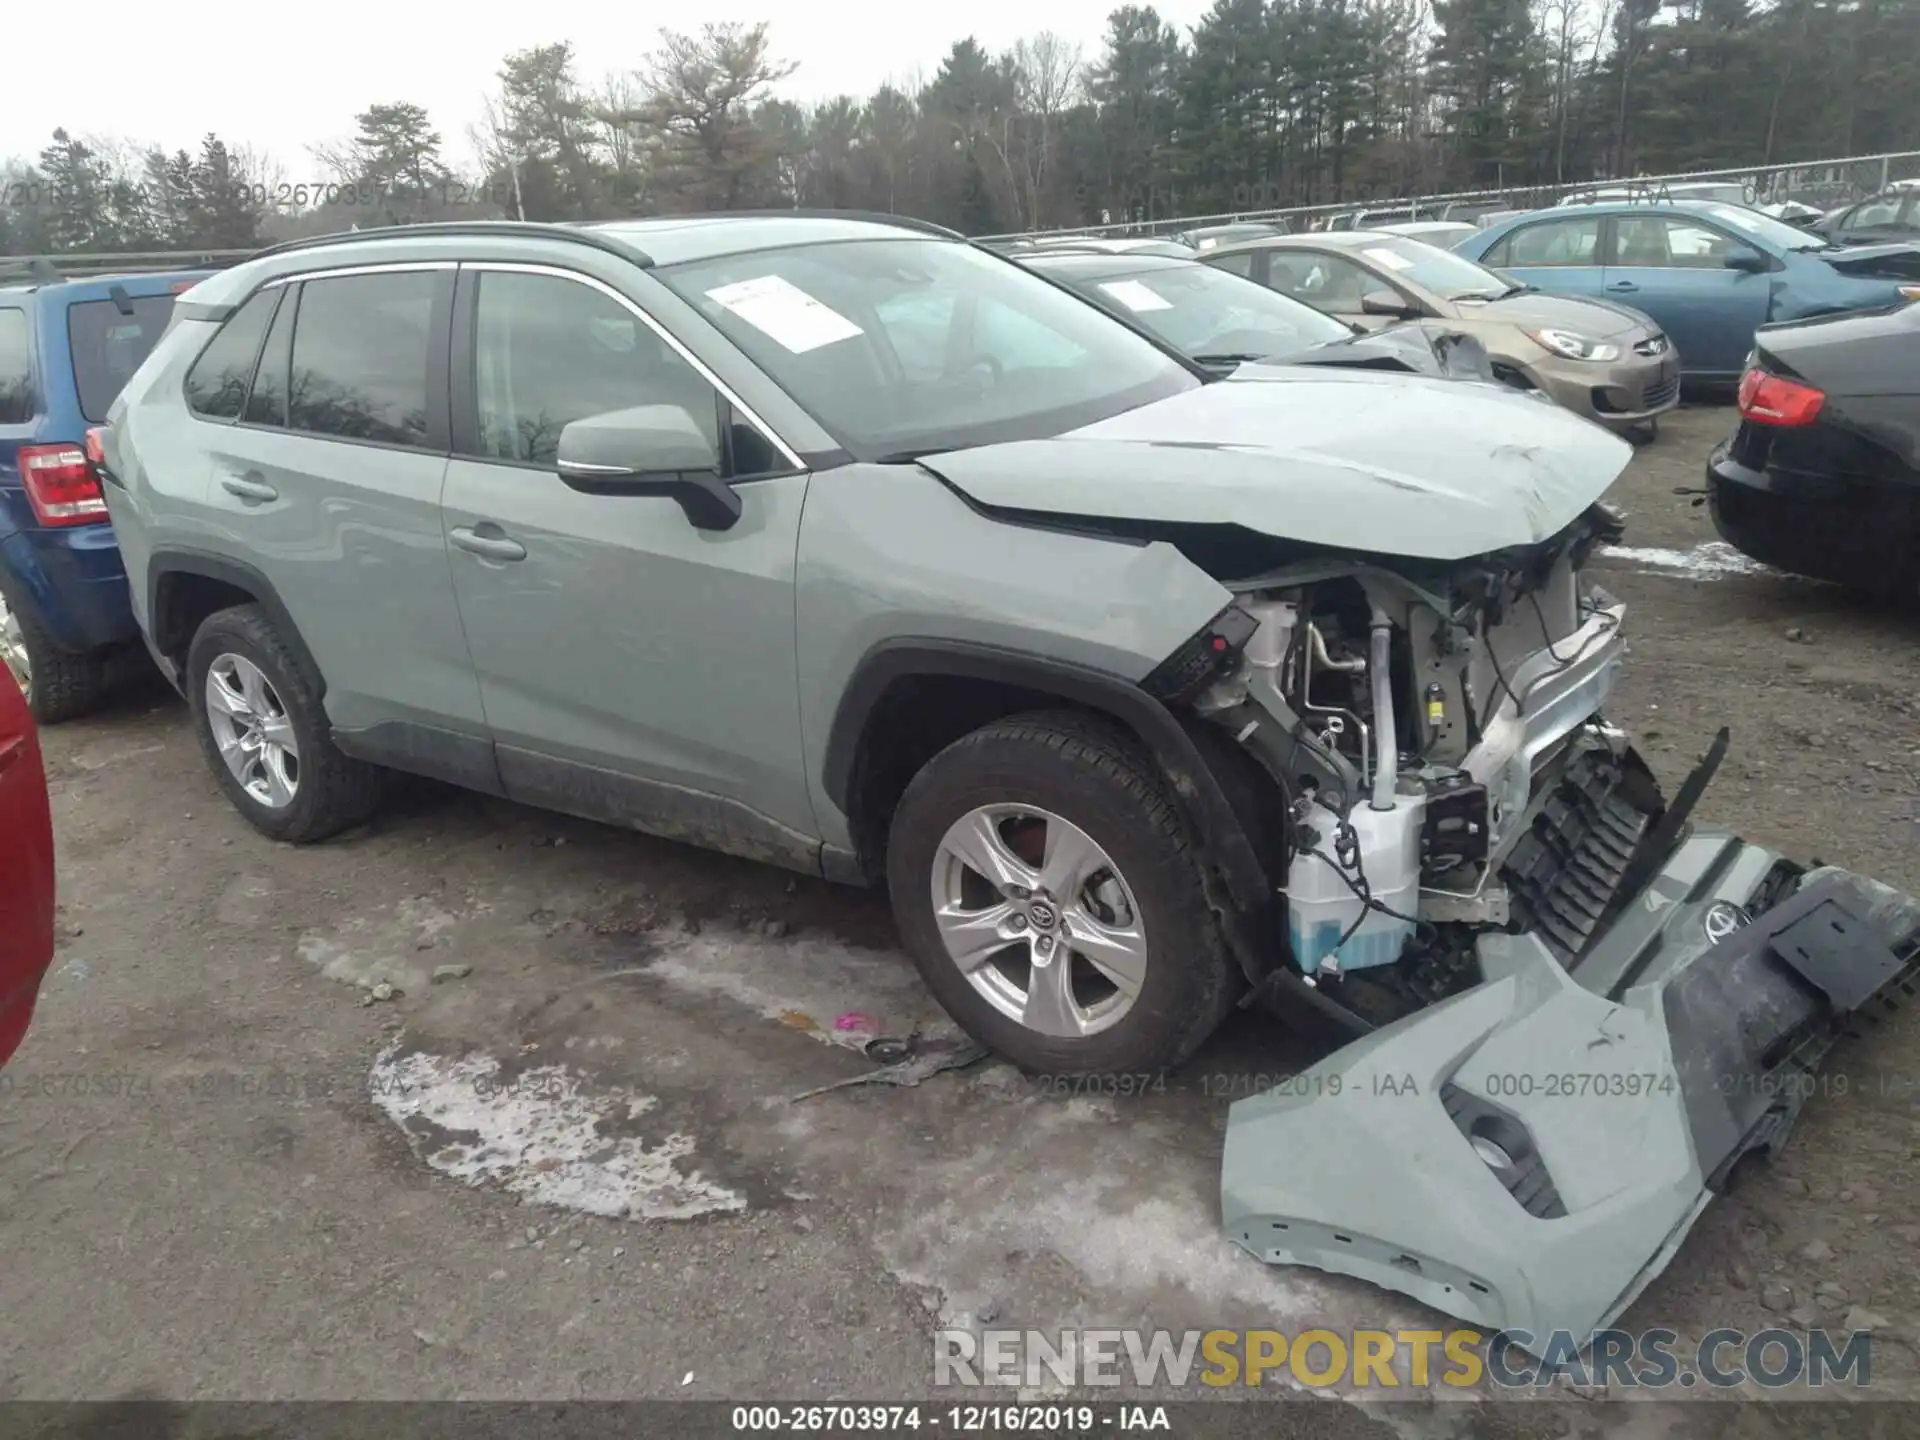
[1,2,1212,173]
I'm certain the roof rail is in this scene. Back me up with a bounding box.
[600,208,967,241]
[0,257,65,286]
[243,220,658,268]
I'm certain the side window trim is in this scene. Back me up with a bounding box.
[184,287,280,427]
[238,285,291,426]
[452,261,803,475]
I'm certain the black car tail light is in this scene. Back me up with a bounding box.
[1737,367,1825,427]
[1141,604,1260,705]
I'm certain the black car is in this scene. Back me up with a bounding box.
[1018,250,1493,381]
[1707,300,1920,595]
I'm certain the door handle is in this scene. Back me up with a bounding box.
[1606,281,1640,293]
[220,473,278,502]
[449,525,527,563]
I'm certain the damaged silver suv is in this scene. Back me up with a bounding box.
[99,214,1918,1339]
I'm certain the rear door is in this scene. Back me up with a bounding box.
[1603,213,1772,377]
[194,265,487,746]
[439,263,819,865]
[1478,213,1607,299]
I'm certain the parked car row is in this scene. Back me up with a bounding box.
[1188,228,1681,434]
[1453,199,1920,377]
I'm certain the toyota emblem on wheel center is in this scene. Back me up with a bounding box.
[1703,901,1751,944]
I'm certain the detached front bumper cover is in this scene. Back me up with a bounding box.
[1222,835,1920,1347]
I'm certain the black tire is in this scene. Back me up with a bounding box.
[0,580,108,724]
[186,603,385,843]
[885,710,1239,1076]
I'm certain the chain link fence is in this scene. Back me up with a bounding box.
[6,148,1916,275]
[977,148,1920,242]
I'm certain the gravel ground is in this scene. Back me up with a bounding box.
[3,404,1917,1434]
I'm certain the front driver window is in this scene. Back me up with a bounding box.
[470,271,721,468]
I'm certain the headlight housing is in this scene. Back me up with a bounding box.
[1525,327,1621,362]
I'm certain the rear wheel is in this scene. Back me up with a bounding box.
[0,583,108,724]
[187,604,385,842]
[886,711,1238,1076]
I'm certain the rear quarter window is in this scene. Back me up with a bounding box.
[184,289,281,421]
[68,295,177,423]
[0,308,33,424]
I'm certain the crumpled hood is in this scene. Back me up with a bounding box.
[918,367,1633,562]
[1285,321,1496,383]
[1816,241,1920,280]
[1450,289,1657,338]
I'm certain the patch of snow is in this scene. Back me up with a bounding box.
[370,1044,746,1220]
[1599,542,1771,580]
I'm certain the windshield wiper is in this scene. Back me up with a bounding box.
[1191,351,1270,366]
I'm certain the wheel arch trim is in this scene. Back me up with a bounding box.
[822,638,1269,913]
[148,548,325,700]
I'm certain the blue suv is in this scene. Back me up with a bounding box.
[1,266,206,721]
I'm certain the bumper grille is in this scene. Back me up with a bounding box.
[1642,373,1679,409]
[1502,748,1657,963]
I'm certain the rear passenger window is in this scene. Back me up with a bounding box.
[1492,216,1600,267]
[185,289,279,420]
[288,271,437,448]
[0,309,37,424]
[245,283,297,428]
[470,270,721,468]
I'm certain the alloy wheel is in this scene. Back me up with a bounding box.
[929,804,1148,1038]
[204,653,300,808]
[0,590,30,700]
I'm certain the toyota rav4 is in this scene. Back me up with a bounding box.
[97,213,1919,1346]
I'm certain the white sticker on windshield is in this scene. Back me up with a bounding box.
[1362,247,1415,271]
[704,275,864,354]
[1096,279,1175,313]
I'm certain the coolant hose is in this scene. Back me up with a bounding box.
[1369,606,1396,811]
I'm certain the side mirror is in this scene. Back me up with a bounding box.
[1361,289,1416,319]
[1723,246,1768,274]
[555,404,741,531]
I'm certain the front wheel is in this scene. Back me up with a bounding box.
[885,711,1238,1076]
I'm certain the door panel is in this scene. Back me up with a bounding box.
[442,265,817,864]
[1603,216,1772,377]
[197,269,485,736]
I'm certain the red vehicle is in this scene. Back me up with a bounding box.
[0,671,55,1064]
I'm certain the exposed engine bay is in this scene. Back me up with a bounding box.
[1174,498,1640,1027]
[1160,500,1920,1348]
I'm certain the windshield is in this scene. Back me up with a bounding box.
[1350,237,1513,298]
[1060,263,1350,360]
[656,239,1196,459]
[1698,202,1830,251]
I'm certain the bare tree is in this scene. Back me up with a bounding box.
[619,22,797,211]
